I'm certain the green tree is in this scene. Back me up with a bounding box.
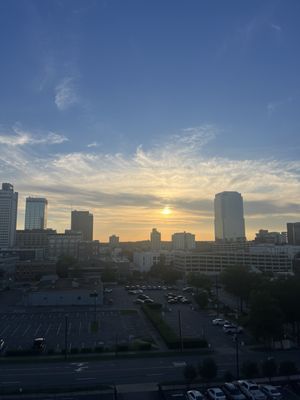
[221,266,263,312]
[195,291,208,309]
[279,361,298,377]
[184,364,198,385]
[242,361,259,379]
[187,273,212,292]
[56,255,77,278]
[261,358,278,381]
[198,357,218,382]
[248,291,284,345]
[101,268,117,282]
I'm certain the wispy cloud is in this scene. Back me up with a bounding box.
[270,23,282,32]
[0,126,68,146]
[87,141,100,148]
[267,96,293,116]
[0,125,299,239]
[54,77,79,111]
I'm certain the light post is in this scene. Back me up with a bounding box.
[64,314,68,360]
[234,334,240,379]
[178,310,183,352]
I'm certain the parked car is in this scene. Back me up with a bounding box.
[212,318,226,325]
[222,383,246,400]
[238,381,267,400]
[206,387,226,400]
[223,325,243,334]
[182,287,194,293]
[260,385,282,399]
[104,288,112,293]
[186,389,204,400]
[134,299,144,305]
[144,298,154,304]
[33,337,46,352]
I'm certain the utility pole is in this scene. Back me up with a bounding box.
[178,310,183,352]
[64,314,68,360]
[215,274,219,316]
[234,334,240,379]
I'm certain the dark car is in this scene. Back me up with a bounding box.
[33,337,46,352]
[222,383,247,400]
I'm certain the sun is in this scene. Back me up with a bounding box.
[161,206,172,215]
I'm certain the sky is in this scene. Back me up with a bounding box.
[0,0,299,241]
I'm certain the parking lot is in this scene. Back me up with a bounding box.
[107,285,241,353]
[0,308,151,352]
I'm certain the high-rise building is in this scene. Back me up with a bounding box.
[214,191,246,242]
[150,228,161,250]
[287,222,300,245]
[71,210,93,241]
[109,234,119,248]
[0,183,18,248]
[172,231,196,250]
[25,197,48,230]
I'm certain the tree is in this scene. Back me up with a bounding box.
[101,268,117,282]
[261,358,277,381]
[279,361,298,377]
[195,291,208,309]
[149,263,182,284]
[56,255,77,278]
[198,357,218,382]
[184,364,197,385]
[220,266,264,312]
[187,273,212,292]
[248,291,284,345]
[241,361,259,379]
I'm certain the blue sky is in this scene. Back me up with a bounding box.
[0,0,299,240]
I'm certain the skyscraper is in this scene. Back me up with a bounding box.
[0,183,18,248]
[214,191,246,242]
[25,197,48,230]
[287,222,300,245]
[71,210,93,241]
[150,228,161,250]
[172,231,196,250]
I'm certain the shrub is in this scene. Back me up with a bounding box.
[242,361,259,379]
[70,348,79,354]
[198,357,218,382]
[81,347,92,353]
[279,361,298,376]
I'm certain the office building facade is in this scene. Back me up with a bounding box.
[150,228,161,250]
[71,210,93,241]
[172,231,196,250]
[214,191,246,242]
[287,223,300,245]
[25,197,48,230]
[0,183,18,248]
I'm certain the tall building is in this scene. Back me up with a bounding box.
[25,197,48,230]
[214,191,246,242]
[71,210,93,241]
[150,228,161,250]
[109,234,119,248]
[172,231,196,250]
[287,222,300,245]
[0,183,18,248]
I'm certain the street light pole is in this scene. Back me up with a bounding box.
[234,334,240,379]
[64,314,68,360]
[178,310,183,352]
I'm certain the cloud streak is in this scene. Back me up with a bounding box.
[55,77,79,111]
[0,125,299,239]
[0,126,68,146]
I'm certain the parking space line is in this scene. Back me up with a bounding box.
[45,323,51,336]
[22,325,30,337]
[57,322,62,335]
[0,325,10,336]
[34,324,41,337]
[10,324,20,337]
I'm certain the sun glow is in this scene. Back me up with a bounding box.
[161,206,172,215]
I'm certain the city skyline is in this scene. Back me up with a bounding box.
[0,1,299,240]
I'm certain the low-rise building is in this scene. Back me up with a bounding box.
[173,250,293,275]
[133,251,173,272]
